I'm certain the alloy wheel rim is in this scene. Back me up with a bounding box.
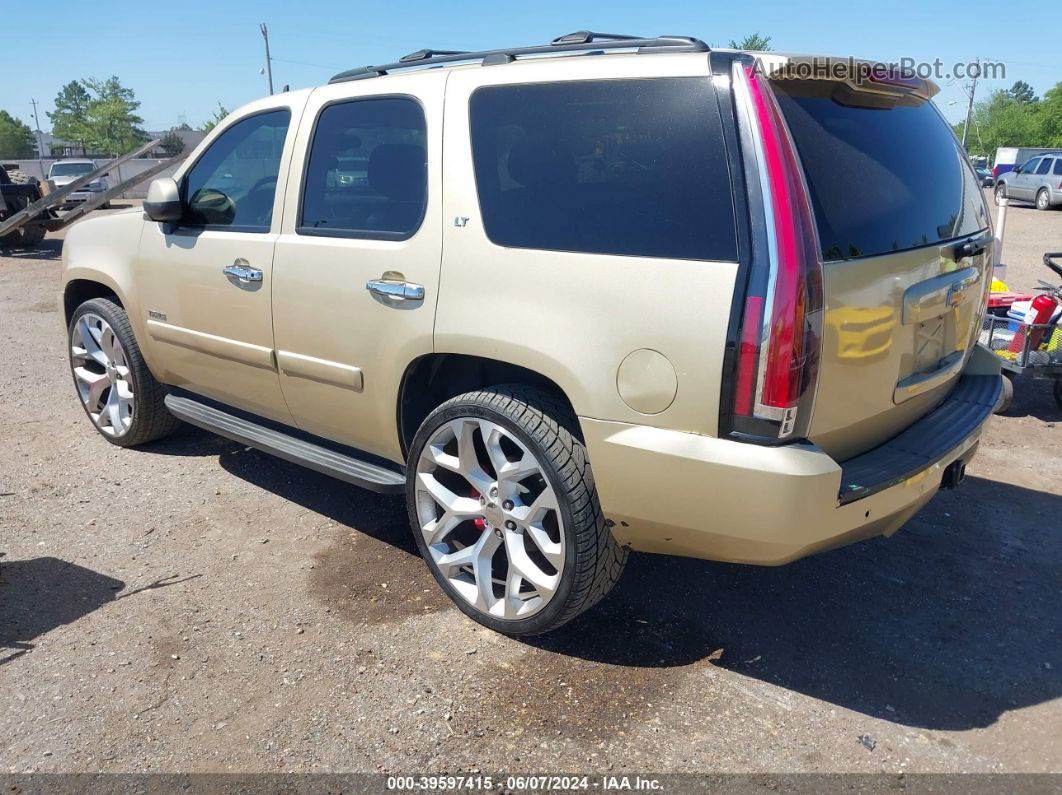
[70,313,134,437]
[1038,192,1048,209]
[415,417,566,620]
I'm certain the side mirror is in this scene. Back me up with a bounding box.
[144,177,182,223]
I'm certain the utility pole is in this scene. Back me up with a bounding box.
[260,23,274,96]
[28,99,46,181]
[961,59,980,150]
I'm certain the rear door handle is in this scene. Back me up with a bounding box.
[366,279,425,302]
[223,262,263,283]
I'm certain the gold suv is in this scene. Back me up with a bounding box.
[60,33,1003,635]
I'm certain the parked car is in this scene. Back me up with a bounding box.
[59,33,1003,635]
[48,159,110,209]
[975,166,994,187]
[994,154,1062,210]
[992,146,1062,180]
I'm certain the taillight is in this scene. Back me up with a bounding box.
[724,62,823,442]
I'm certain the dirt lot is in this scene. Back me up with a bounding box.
[1,197,1060,775]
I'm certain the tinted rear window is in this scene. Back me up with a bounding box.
[469,78,737,261]
[772,81,988,262]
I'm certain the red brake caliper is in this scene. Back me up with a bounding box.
[470,487,487,533]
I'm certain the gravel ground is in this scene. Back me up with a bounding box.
[1,198,1060,775]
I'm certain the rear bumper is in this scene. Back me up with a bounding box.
[582,369,1001,566]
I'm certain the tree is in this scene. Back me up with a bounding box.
[1005,80,1037,104]
[0,110,35,157]
[950,81,1062,157]
[82,76,146,156]
[1034,82,1062,147]
[48,80,92,155]
[729,33,772,51]
[159,128,186,156]
[199,103,230,133]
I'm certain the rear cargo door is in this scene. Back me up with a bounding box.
[771,77,992,460]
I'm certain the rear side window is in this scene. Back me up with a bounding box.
[1036,158,1053,175]
[300,97,427,240]
[772,81,988,261]
[1054,160,1062,176]
[469,78,737,261]
[182,109,290,232]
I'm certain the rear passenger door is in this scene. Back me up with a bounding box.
[1033,157,1054,196]
[271,72,445,462]
[438,59,741,435]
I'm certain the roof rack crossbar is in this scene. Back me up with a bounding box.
[329,31,708,83]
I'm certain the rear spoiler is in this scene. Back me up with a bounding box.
[750,53,938,103]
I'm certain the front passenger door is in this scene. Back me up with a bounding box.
[137,105,300,422]
[1012,158,1040,199]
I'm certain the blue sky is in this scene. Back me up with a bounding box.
[2,0,1058,135]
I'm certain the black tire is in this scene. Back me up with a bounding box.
[406,385,627,635]
[18,224,46,246]
[1053,378,1062,410]
[68,297,180,447]
[994,372,1015,414]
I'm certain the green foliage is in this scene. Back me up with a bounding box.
[1005,80,1036,104]
[159,129,186,156]
[47,76,146,156]
[956,81,1062,157]
[728,33,772,51]
[1037,83,1062,147]
[82,76,147,156]
[0,110,36,157]
[199,103,230,133]
[48,81,92,155]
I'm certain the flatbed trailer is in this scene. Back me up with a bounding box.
[0,139,187,246]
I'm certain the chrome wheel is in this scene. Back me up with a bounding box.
[1037,190,1049,210]
[70,312,134,437]
[414,418,566,620]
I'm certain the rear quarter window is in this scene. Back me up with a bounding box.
[469,78,737,261]
[772,81,989,261]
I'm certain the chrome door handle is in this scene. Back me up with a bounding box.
[366,279,425,302]
[223,261,262,283]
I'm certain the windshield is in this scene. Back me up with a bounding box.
[50,162,95,177]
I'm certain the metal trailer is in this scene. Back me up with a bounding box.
[0,138,187,247]
[981,252,1062,410]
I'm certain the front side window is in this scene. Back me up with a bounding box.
[1019,158,1041,175]
[469,78,737,261]
[182,109,290,232]
[300,97,427,239]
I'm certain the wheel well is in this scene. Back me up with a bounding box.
[397,354,577,456]
[64,280,122,325]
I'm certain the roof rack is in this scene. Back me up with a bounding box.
[329,30,709,83]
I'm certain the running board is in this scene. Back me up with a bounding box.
[164,393,405,493]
